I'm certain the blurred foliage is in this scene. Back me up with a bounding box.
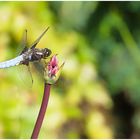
[0,1,140,139]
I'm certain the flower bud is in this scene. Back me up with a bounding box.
[44,55,64,84]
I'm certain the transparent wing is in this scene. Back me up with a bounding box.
[21,29,27,49]
[0,64,33,89]
[16,64,33,89]
[13,29,33,88]
[20,29,28,55]
[15,29,28,56]
[32,60,46,82]
[30,27,50,49]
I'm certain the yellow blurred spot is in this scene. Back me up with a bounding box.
[87,83,113,109]
[86,111,113,138]
[78,63,97,84]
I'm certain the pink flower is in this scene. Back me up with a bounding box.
[44,54,64,84]
[48,55,59,77]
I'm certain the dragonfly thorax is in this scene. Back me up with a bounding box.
[21,48,51,65]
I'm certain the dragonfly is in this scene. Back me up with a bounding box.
[0,27,51,69]
[0,27,52,84]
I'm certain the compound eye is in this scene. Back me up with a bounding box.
[45,51,49,55]
[46,49,51,56]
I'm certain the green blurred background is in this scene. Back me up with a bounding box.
[0,1,140,139]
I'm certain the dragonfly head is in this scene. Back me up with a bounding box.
[43,48,52,58]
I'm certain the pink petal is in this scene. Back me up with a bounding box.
[50,55,58,67]
[51,67,59,75]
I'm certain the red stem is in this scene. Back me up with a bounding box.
[31,83,51,139]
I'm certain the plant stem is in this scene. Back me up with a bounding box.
[31,83,51,139]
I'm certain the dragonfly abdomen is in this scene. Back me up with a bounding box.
[0,55,24,68]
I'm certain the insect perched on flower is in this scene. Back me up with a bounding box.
[44,54,64,84]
